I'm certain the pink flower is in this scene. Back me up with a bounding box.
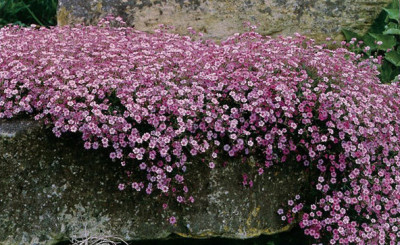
[118,183,125,190]
[84,141,91,149]
[176,196,184,203]
[188,196,195,203]
[169,216,176,225]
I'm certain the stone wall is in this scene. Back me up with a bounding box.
[0,118,307,244]
[57,0,391,42]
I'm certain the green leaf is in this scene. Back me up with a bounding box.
[368,33,397,50]
[383,28,400,35]
[341,29,361,42]
[379,60,400,83]
[383,7,400,22]
[386,22,398,30]
[380,61,393,83]
[390,0,400,9]
[385,50,400,66]
[368,9,389,34]
[362,34,378,51]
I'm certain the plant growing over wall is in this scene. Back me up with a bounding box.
[342,0,400,83]
[2,17,400,244]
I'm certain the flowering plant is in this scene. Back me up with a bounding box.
[1,16,400,244]
[342,0,400,83]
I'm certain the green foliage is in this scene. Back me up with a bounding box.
[0,0,57,27]
[342,0,400,83]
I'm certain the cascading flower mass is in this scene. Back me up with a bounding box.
[1,17,400,244]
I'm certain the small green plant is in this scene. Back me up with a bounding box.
[0,0,57,27]
[342,0,400,83]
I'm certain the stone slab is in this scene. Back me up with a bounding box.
[0,118,307,244]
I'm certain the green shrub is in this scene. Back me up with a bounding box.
[342,0,400,83]
[0,0,57,27]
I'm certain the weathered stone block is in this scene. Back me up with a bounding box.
[0,118,307,244]
[57,0,391,42]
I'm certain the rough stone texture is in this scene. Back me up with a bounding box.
[0,118,308,244]
[57,0,391,42]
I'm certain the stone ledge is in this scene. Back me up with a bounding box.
[0,118,308,244]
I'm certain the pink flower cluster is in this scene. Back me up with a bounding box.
[2,18,400,243]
